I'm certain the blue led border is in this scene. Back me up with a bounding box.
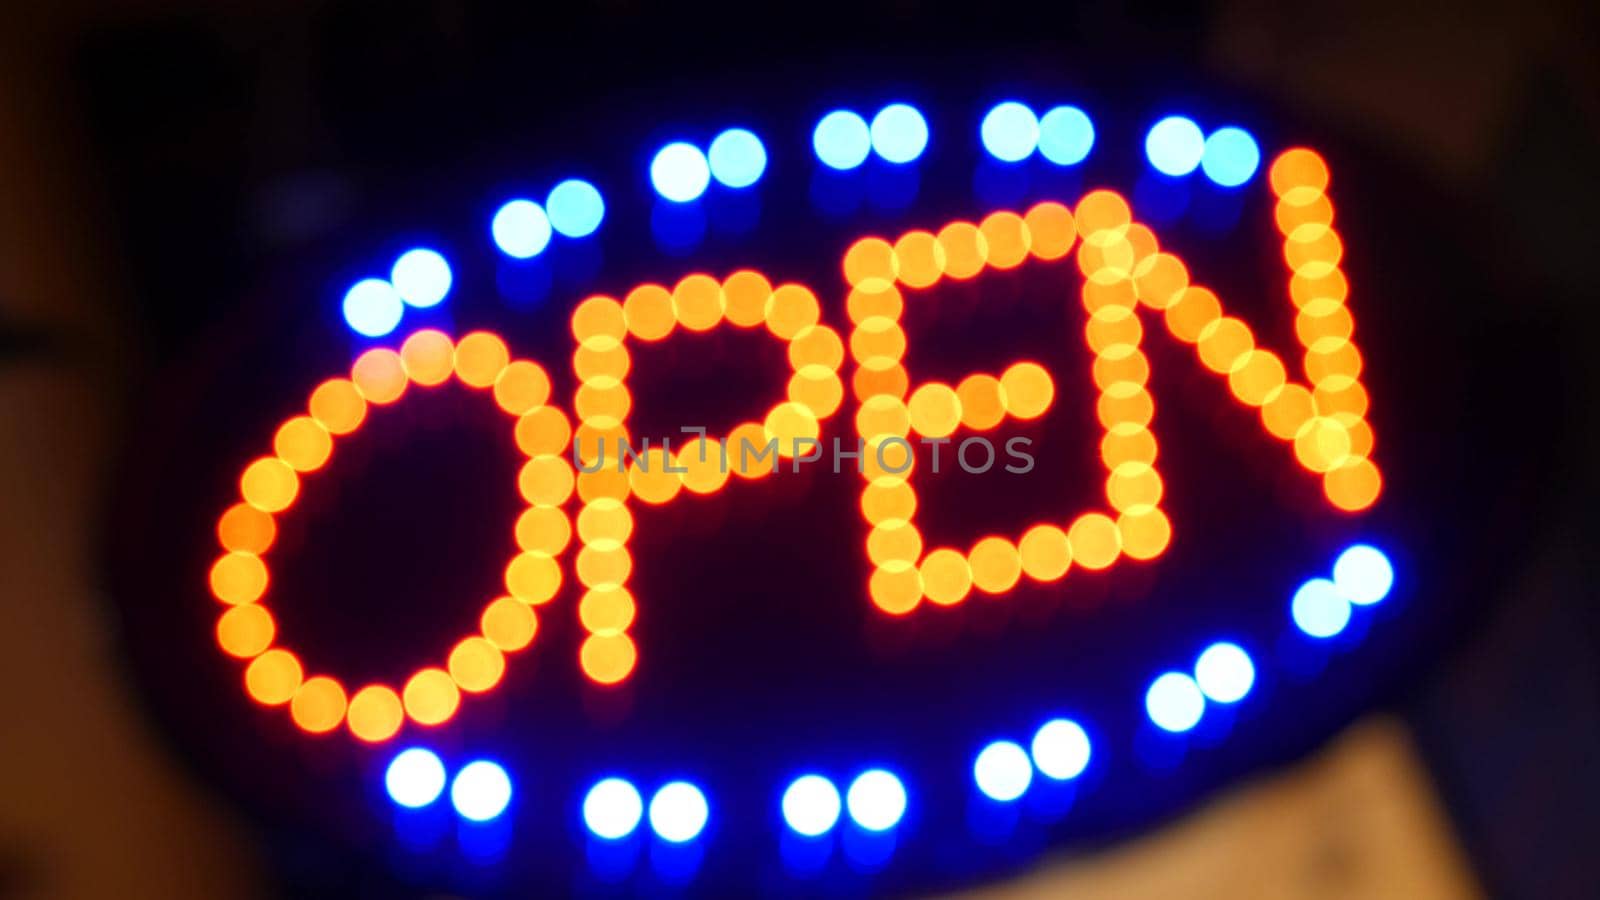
[380,542,1394,853]
[338,103,1260,341]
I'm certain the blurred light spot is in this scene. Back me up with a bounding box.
[1292,577,1352,638]
[1333,544,1393,606]
[870,103,929,164]
[973,740,1033,802]
[651,142,712,203]
[342,278,403,337]
[1145,671,1205,732]
[1200,126,1261,187]
[1194,641,1255,703]
[1030,719,1091,780]
[708,128,767,189]
[215,603,274,658]
[451,760,513,822]
[546,179,605,237]
[346,685,403,742]
[1145,116,1206,176]
[580,631,637,684]
[402,667,460,726]
[782,774,842,837]
[492,199,552,259]
[980,101,1039,162]
[813,110,872,170]
[244,649,301,705]
[390,248,451,308]
[648,781,709,843]
[385,748,446,809]
[845,769,906,832]
[583,777,643,840]
[1038,105,1095,165]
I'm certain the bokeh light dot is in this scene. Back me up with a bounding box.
[870,103,929,164]
[481,596,538,651]
[1194,641,1255,703]
[1145,671,1205,732]
[447,637,506,693]
[980,101,1040,162]
[273,416,332,473]
[846,769,907,832]
[403,668,461,726]
[289,676,347,734]
[385,748,446,809]
[346,685,404,743]
[1201,126,1262,187]
[813,110,872,170]
[546,179,605,237]
[342,278,403,337]
[782,775,842,837]
[650,142,712,203]
[244,649,301,705]
[649,781,710,843]
[1030,714,1094,778]
[390,248,452,308]
[583,777,643,840]
[708,128,767,188]
[580,632,637,684]
[451,760,513,822]
[1030,719,1092,780]
[209,551,268,605]
[1333,543,1394,605]
[240,456,298,513]
[1038,105,1095,165]
[307,379,366,435]
[215,604,274,658]
[1145,115,1206,176]
[491,199,552,259]
[973,740,1034,802]
[1292,577,1352,638]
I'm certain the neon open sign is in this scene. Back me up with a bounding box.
[192,100,1395,855]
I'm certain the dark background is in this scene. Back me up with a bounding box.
[1,2,1597,898]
